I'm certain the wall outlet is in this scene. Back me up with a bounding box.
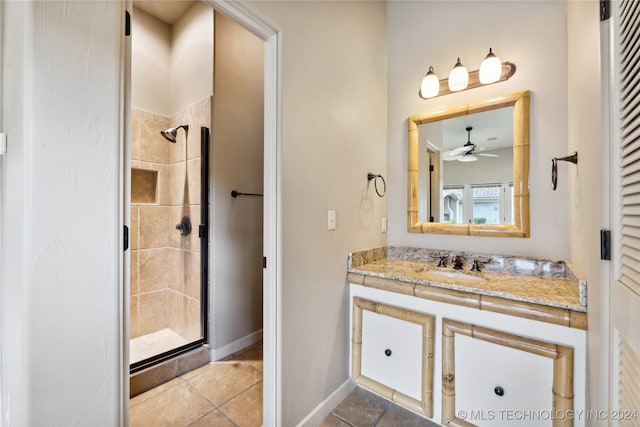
[328,210,336,230]
[381,216,387,233]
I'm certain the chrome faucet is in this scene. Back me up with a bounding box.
[471,259,482,272]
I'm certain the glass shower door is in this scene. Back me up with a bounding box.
[129,109,210,372]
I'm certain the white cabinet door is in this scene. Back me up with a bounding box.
[361,309,423,400]
[455,334,554,427]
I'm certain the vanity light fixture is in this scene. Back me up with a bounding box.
[479,48,502,84]
[418,48,516,100]
[420,66,440,98]
[448,58,469,92]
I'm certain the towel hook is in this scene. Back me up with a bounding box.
[367,173,386,197]
[551,152,578,191]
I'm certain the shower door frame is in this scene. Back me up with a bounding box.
[129,126,211,374]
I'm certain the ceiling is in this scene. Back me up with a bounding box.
[133,0,194,25]
[428,107,514,152]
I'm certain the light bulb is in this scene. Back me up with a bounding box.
[420,66,440,98]
[479,48,502,84]
[448,58,469,92]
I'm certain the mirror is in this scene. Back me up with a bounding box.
[408,90,530,237]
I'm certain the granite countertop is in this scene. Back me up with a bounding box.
[348,246,587,313]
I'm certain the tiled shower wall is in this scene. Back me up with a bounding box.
[130,97,210,342]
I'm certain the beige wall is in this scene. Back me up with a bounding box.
[243,1,388,424]
[132,7,171,116]
[387,1,569,259]
[211,12,264,350]
[566,0,609,417]
[171,2,214,116]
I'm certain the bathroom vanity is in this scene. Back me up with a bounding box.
[348,246,586,427]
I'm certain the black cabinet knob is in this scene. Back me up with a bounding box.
[384,349,392,357]
[494,386,505,396]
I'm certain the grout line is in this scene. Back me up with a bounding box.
[329,413,357,427]
[129,377,187,408]
[184,380,222,411]
[372,404,390,426]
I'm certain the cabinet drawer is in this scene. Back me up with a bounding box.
[361,309,423,399]
[351,297,435,417]
[442,319,574,427]
[455,334,554,426]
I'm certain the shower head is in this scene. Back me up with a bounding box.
[160,125,189,143]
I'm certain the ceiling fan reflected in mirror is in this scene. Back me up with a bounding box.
[443,126,500,162]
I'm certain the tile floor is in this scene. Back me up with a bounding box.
[131,342,439,427]
[320,387,441,427]
[130,342,263,427]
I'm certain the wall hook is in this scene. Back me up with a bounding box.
[551,152,578,191]
[367,173,386,197]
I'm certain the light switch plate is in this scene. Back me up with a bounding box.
[328,210,336,230]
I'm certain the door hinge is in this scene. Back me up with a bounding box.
[429,165,434,172]
[123,225,129,251]
[125,11,131,36]
[600,0,610,21]
[263,257,267,269]
[199,224,206,239]
[600,229,611,261]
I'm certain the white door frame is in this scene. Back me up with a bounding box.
[206,1,282,425]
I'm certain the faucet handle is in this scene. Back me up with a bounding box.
[437,256,447,267]
[471,259,482,272]
[452,255,464,270]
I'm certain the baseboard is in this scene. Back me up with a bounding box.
[210,329,263,361]
[295,379,356,427]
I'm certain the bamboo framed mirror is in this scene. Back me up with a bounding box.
[407,90,530,237]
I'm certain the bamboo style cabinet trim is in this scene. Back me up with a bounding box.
[441,319,574,427]
[347,272,587,330]
[352,297,435,417]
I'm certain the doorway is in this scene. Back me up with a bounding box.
[124,0,280,424]
[128,1,214,374]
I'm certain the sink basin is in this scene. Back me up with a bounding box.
[417,269,486,284]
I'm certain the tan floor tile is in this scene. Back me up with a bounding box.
[188,360,262,406]
[238,343,263,371]
[181,360,217,381]
[130,377,183,407]
[219,381,263,427]
[130,382,214,427]
[188,409,236,427]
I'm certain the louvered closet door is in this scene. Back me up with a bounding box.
[612,1,640,423]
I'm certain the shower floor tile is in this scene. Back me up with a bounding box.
[130,328,190,365]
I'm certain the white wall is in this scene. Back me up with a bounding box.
[387,1,569,259]
[241,1,388,424]
[211,12,264,350]
[1,1,124,425]
[566,1,609,418]
[171,2,214,116]
[443,147,514,186]
[132,7,171,116]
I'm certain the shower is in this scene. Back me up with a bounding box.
[160,124,189,143]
